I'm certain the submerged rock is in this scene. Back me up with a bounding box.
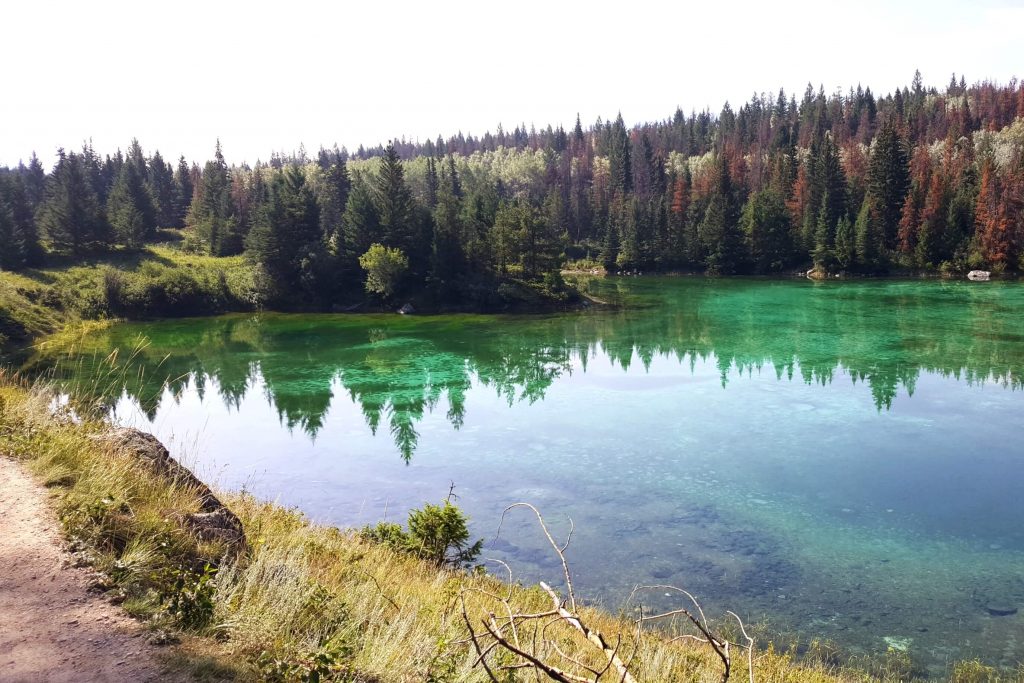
[883,636,912,652]
[967,270,991,281]
[984,603,1018,617]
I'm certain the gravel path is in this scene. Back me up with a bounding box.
[0,456,179,682]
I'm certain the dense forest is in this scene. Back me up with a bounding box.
[2,72,1024,304]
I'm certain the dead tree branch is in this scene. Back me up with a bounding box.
[461,502,756,682]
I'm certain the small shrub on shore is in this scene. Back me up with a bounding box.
[361,499,483,568]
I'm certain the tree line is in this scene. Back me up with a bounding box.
[2,71,1024,291]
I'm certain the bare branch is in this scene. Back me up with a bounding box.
[464,506,747,683]
[357,568,400,614]
[727,610,755,683]
[498,502,577,610]
[483,615,590,683]
[461,594,499,683]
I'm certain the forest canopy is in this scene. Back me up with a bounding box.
[2,72,1024,302]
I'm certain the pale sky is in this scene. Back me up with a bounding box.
[1,0,1021,168]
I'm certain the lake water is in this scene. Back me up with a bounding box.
[23,277,1024,675]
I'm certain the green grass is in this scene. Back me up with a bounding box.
[0,274,63,348]
[1,242,259,355]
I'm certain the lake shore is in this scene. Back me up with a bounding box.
[0,374,904,682]
[4,272,1023,681]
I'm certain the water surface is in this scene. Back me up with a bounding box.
[25,277,1024,675]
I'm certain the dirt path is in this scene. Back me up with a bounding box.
[0,456,180,683]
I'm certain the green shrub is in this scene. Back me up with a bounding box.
[161,563,218,630]
[361,500,482,568]
[256,636,354,683]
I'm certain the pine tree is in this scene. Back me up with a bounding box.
[342,173,380,273]
[975,160,1012,267]
[374,143,420,260]
[491,201,525,275]
[188,140,238,255]
[173,156,194,227]
[868,117,910,249]
[36,149,110,255]
[668,167,691,266]
[107,155,158,248]
[854,197,884,271]
[148,150,177,228]
[246,165,322,294]
[698,155,744,274]
[916,169,951,266]
[742,189,793,273]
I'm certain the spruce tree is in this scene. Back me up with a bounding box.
[23,153,46,212]
[246,165,322,294]
[107,158,157,248]
[188,140,238,255]
[742,189,793,273]
[834,215,855,269]
[608,114,632,195]
[0,170,42,268]
[0,175,26,270]
[147,150,177,228]
[868,118,910,249]
[615,197,641,271]
[374,142,417,256]
[317,157,350,250]
[854,197,884,271]
[342,173,380,274]
[173,156,194,227]
[698,155,744,274]
[36,150,110,255]
[429,161,464,289]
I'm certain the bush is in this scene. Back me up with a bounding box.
[361,499,482,568]
[161,563,218,630]
[358,244,408,299]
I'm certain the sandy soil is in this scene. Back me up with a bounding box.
[0,456,180,682]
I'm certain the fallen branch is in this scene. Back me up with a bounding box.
[462,502,754,682]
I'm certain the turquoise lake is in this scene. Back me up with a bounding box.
[25,277,1024,675]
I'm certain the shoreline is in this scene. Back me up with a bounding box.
[0,372,1012,681]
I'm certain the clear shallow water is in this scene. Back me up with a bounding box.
[22,277,1024,675]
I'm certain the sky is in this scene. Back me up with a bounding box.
[1,0,1021,168]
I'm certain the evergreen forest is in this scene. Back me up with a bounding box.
[3,72,1024,310]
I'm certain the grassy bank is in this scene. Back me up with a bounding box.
[0,240,588,357]
[3,373,975,682]
[0,242,259,351]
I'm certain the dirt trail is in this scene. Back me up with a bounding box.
[0,456,179,682]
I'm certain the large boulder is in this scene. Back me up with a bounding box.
[92,428,246,550]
